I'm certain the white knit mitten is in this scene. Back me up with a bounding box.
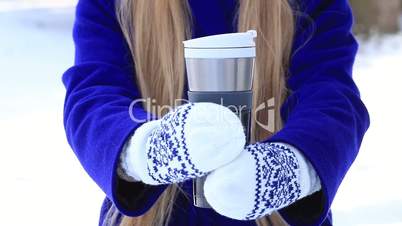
[119,102,246,185]
[204,142,321,220]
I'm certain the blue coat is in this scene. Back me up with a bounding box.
[62,0,370,225]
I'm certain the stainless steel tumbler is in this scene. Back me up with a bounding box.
[183,30,257,208]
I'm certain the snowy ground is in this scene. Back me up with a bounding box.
[0,5,104,226]
[0,4,401,226]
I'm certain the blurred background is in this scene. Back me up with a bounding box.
[0,0,401,225]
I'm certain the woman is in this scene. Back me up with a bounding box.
[62,0,370,225]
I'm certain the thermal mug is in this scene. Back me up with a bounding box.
[183,30,257,208]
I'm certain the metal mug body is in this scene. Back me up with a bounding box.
[185,58,255,92]
[185,56,255,209]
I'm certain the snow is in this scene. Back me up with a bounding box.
[0,4,401,226]
[0,5,103,226]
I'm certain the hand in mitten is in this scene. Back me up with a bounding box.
[119,102,246,185]
[204,142,321,220]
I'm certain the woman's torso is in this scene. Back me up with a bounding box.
[101,180,258,226]
[102,1,260,225]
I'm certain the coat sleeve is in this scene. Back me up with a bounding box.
[265,0,370,225]
[62,0,167,216]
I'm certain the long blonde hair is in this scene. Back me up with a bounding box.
[112,0,295,225]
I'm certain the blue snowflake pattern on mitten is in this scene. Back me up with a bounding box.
[245,143,301,220]
[146,103,206,184]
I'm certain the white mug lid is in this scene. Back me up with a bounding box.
[183,30,257,59]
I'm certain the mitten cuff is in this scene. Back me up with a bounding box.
[271,142,322,198]
[119,120,161,183]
